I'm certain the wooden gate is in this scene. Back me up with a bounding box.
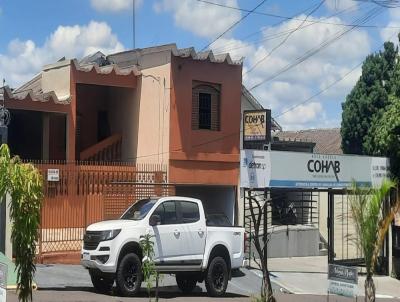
[30,161,174,264]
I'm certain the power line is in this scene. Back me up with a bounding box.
[196,0,400,29]
[200,0,269,51]
[244,0,326,77]
[248,6,384,91]
[274,30,399,121]
[211,2,361,54]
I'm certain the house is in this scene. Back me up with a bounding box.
[1,44,245,229]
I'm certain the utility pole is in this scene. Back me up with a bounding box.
[0,84,10,254]
[133,0,136,49]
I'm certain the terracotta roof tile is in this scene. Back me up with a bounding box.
[274,128,342,154]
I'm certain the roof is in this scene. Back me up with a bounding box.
[107,43,243,68]
[5,43,241,107]
[1,84,69,105]
[274,128,342,155]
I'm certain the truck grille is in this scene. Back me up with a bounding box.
[83,231,103,250]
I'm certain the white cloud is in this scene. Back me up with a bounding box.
[154,0,241,38]
[380,8,400,44]
[0,21,124,87]
[279,102,324,129]
[325,0,357,12]
[237,15,370,130]
[90,0,143,12]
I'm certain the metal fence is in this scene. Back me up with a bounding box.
[27,161,175,264]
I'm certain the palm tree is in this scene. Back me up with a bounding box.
[348,179,399,302]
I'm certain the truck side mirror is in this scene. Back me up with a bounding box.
[149,214,161,226]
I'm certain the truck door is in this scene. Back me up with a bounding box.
[150,200,183,263]
[178,200,206,264]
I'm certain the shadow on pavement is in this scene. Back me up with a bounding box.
[38,285,249,299]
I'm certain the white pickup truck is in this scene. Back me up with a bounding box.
[81,196,245,297]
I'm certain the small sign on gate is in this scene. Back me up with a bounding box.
[328,264,358,298]
[0,262,7,302]
[47,169,60,182]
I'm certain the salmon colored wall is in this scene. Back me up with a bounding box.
[76,84,108,152]
[49,114,67,160]
[169,56,242,185]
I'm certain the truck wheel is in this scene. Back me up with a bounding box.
[205,256,228,297]
[176,273,197,293]
[89,270,114,294]
[116,253,142,297]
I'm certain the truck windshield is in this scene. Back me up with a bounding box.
[120,199,158,220]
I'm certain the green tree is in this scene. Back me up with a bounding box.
[0,144,43,302]
[349,179,398,302]
[364,96,400,178]
[341,42,398,154]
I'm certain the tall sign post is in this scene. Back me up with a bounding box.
[242,109,272,272]
[0,103,10,254]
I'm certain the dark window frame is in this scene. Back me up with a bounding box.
[179,201,200,224]
[152,200,179,225]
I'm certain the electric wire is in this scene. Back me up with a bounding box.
[200,0,269,51]
[244,0,326,78]
[248,6,384,91]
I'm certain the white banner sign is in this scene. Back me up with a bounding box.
[240,150,390,189]
[47,169,60,182]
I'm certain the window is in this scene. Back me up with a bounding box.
[153,201,178,225]
[199,93,212,129]
[192,82,220,131]
[180,201,200,224]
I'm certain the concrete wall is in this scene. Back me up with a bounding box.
[42,61,71,99]
[107,87,137,161]
[267,225,320,258]
[135,62,171,165]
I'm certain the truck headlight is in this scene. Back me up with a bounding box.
[100,229,121,241]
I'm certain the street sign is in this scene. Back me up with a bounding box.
[328,264,358,297]
[47,169,60,182]
[0,262,7,302]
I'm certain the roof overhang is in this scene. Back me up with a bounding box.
[1,86,70,114]
[72,59,139,88]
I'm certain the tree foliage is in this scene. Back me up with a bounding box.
[364,96,400,177]
[341,41,398,155]
[348,179,398,302]
[0,144,43,302]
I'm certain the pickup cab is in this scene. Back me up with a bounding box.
[81,196,245,297]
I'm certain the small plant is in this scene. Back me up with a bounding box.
[349,179,399,302]
[140,233,160,302]
[0,144,43,302]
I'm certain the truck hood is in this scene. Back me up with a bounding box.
[87,219,140,231]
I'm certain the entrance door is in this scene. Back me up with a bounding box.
[327,190,389,274]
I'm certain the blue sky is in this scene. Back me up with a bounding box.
[0,0,399,130]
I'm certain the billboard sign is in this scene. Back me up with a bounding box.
[328,264,358,297]
[240,150,390,189]
[243,110,271,149]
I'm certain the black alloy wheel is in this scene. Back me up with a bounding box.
[205,256,229,297]
[116,253,142,297]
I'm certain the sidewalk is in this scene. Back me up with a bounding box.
[265,256,400,299]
